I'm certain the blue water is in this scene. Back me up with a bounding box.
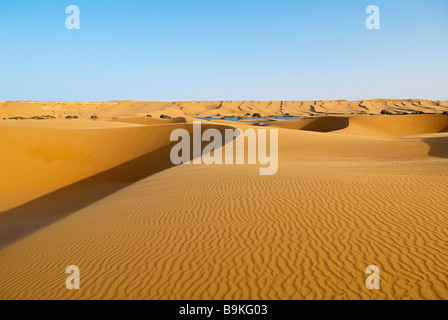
[198,116,301,122]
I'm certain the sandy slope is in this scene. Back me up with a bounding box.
[1,99,447,119]
[0,107,447,300]
[261,114,448,137]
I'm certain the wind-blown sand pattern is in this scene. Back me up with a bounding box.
[0,100,447,300]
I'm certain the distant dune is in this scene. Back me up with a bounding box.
[0,101,447,300]
[259,114,448,137]
[0,99,447,119]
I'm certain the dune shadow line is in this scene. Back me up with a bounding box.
[0,125,238,250]
[422,136,448,159]
[300,117,349,132]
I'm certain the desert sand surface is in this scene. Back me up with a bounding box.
[0,100,447,300]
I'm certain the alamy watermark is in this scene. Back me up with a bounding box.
[366,5,380,30]
[64,5,380,31]
[64,264,381,291]
[170,121,278,175]
[65,265,80,289]
[365,265,380,289]
[66,5,80,30]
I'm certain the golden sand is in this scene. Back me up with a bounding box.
[0,100,447,299]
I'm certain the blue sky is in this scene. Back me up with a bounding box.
[0,0,447,101]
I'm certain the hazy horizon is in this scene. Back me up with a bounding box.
[2,98,448,103]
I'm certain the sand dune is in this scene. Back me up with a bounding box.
[335,114,448,137]
[261,114,448,137]
[1,99,447,119]
[0,119,234,247]
[0,102,447,300]
[112,116,187,125]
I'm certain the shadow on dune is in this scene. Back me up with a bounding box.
[300,117,349,132]
[422,136,448,159]
[255,116,350,132]
[0,124,238,250]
